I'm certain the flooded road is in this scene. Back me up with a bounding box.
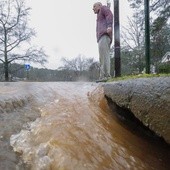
[0,82,169,170]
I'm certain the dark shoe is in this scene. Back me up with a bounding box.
[96,77,108,83]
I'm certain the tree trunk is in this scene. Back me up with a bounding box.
[4,27,9,81]
[4,61,9,81]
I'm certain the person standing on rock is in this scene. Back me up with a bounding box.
[93,2,113,81]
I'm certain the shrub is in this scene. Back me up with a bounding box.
[158,62,170,73]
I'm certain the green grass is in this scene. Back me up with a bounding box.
[107,73,170,82]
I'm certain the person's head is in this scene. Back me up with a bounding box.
[93,2,102,14]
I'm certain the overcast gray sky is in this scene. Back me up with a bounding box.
[26,0,132,69]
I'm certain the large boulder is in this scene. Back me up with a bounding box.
[103,77,170,144]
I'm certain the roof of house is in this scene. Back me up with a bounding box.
[161,52,170,63]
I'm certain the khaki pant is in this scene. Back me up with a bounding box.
[98,35,111,79]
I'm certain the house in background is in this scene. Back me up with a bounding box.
[161,52,170,63]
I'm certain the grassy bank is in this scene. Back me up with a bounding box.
[108,73,170,82]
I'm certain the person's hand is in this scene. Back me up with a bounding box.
[107,27,112,34]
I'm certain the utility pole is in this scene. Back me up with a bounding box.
[144,0,150,74]
[114,0,121,77]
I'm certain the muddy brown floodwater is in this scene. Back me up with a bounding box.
[0,82,169,170]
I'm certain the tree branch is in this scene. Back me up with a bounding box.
[0,58,4,63]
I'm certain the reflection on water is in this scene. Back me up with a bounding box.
[10,82,169,170]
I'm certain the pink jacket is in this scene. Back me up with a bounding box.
[96,5,113,43]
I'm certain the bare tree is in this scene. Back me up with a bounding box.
[60,55,95,80]
[0,0,48,81]
[128,0,170,26]
[121,10,145,73]
[61,55,94,75]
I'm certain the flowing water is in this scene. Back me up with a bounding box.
[0,82,169,170]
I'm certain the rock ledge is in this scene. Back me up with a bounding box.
[103,77,170,144]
